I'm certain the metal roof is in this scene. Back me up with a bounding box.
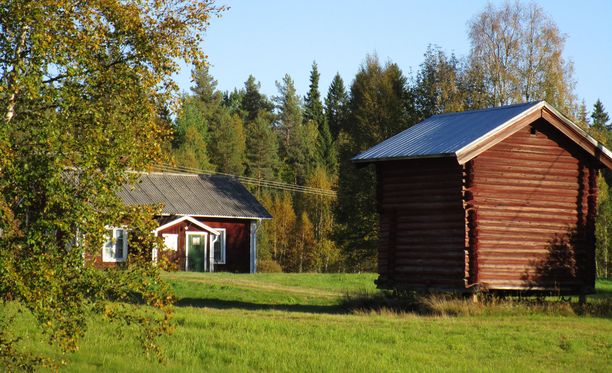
[353,101,542,162]
[118,172,272,219]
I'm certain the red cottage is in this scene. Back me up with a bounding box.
[98,172,271,273]
[353,101,612,295]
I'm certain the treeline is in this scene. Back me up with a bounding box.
[168,1,612,274]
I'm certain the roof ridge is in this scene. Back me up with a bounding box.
[430,101,542,119]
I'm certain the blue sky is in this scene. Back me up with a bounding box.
[174,0,612,113]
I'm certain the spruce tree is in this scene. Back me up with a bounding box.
[274,74,312,183]
[304,62,325,126]
[592,99,610,130]
[242,75,273,123]
[304,62,336,173]
[223,88,245,115]
[325,73,349,138]
[577,100,590,129]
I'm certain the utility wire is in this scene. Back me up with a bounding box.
[152,163,337,198]
[154,163,336,197]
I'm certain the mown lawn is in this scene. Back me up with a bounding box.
[8,273,612,372]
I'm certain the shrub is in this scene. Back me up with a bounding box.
[257,260,283,273]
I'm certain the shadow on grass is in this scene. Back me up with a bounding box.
[175,282,612,318]
[176,297,347,314]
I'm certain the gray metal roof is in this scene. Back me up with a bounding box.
[118,172,272,219]
[353,101,542,162]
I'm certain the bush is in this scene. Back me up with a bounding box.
[257,259,283,273]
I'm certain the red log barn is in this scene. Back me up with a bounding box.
[99,172,271,273]
[353,101,612,294]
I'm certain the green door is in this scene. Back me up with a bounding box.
[187,234,207,272]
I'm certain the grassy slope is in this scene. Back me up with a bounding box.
[12,274,612,372]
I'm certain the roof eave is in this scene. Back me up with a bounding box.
[541,103,612,169]
[352,153,457,164]
[159,212,272,220]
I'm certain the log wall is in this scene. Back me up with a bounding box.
[468,118,598,292]
[376,158,466,291]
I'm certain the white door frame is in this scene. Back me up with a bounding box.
[185,231,208,272]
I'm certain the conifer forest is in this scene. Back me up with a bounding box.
[167,2,612,275]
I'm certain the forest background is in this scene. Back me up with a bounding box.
[166,2,612,276]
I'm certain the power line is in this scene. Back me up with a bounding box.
[154,163,337,197]
[152,163,337,198]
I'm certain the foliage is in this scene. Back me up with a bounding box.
[413,45,464,117]
[289,211,317,272]
[172,96,214,170]
[591,99,610,130]
[166,1,602,279]
[242,75,274,123]
[335,55,412,270]
[274,73,314,184]
[245,112,280,180]
[324,72,349,138]
[304,62,336,173]
[303,167,340,271]
[266,192,296,267]
[256,259,283,273]
[467,1,576,113]
[0,0,222,369]
[596,175,612,278]
[209,112,246,175]
[576,100,590,129]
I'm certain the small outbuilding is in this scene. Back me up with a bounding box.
[353,101,612,294]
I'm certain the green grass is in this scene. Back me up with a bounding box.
[6,273,612,372]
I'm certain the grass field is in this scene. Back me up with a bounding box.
[7,273,612,372]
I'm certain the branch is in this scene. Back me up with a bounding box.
[42,56,134,85]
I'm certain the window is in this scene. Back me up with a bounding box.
[213,228,226,264]
[103,228,128,262]
[162,234,178,251]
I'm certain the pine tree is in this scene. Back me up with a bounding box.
[325,73,349,138]
[591,99,610,130]
[192,64,223,106]
[245,112,279,180]
[274,74,302,152]
[209,112,246,175]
